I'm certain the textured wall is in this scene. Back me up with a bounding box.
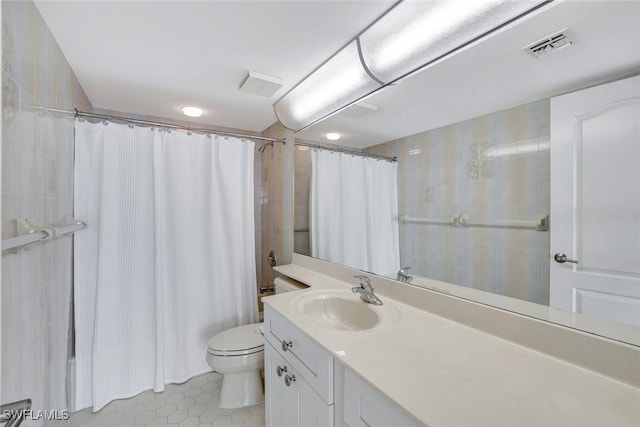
[258,123,294,306]
[367,100,550,304]
[2,0,92,419]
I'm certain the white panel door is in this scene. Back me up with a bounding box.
[550,75,640,327]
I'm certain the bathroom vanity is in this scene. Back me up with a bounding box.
[264,299,418,426]
[263,255,640,427]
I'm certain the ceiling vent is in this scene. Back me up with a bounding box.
[524,29,573,58]
[239,71,283,97]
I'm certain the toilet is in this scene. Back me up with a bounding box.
[206,277,307,409]
[206,323,265,409]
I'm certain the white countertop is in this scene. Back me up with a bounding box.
[265,264,640,427]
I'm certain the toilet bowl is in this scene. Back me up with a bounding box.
[206,278,306,409]
[206,323,265,409]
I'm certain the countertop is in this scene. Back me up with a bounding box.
[264,264,640,427]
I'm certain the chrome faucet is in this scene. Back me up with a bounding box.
[350,275,383,306]
[396,266,413,283]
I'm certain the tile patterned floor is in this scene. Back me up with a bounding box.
[69,372,264,427]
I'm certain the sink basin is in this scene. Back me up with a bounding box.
[293,290,381,331]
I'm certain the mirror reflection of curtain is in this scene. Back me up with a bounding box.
[310,150,400,275]
[73,120,258,411]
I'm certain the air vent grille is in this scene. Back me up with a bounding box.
[525,29,573,58]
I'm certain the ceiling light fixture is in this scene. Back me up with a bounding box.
[358,1,547,83]
[274,41,382,132]
[326,133,341,141]
[273,0,549,132]
[181,106,203,117]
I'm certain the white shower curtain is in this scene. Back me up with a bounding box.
[310,150,400,275]
[73,120,258,411]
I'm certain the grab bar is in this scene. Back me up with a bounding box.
[2,216,87,252]
[400,214,549,231]
[1,229,50,251]
[1,399,32,427]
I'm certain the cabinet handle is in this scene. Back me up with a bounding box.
[276,366,287,377]
[284,374,296,387]
[281,340,293,352]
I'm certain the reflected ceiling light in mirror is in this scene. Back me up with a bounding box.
[326,132,341,141]
[359,0,549,83]
[274,41,382,132]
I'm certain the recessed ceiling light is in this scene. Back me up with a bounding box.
[326,133,341,141]
[181,106,203,117]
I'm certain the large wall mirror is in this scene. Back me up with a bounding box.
[291,1,640,345]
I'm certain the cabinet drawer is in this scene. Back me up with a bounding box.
[344,369,420,427]
[264,305,334,404]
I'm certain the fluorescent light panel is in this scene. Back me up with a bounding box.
[359,0,547,83]
[274,41,382,131]
[274,0,547,132]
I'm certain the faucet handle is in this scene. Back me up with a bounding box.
[400,266,411,272]
[350,274,371,288]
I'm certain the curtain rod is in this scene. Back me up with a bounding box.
[294,140,397,162]
[37,106,287,144]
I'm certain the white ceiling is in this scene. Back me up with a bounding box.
[298,0,640,147]
[34,0,395,132]
[36,1,640,148]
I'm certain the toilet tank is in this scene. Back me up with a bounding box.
[274,276,307,294]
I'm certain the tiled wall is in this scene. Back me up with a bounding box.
[2,0,92,419]
[366,100,551,304]
[259,123,294,306]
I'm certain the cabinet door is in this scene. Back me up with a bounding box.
[265,342,289,427]
[344,369,419,427]
[290,369,334,427]
[264,305,334,403]
[265,342,334,427]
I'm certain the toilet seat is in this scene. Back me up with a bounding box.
[207,323,264,357]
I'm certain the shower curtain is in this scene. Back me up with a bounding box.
[310,150,400,275]
[73,120,258,411]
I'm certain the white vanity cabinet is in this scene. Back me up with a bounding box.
[264,304,421,427]
[264,305,335,427]
[265,342,334,427]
